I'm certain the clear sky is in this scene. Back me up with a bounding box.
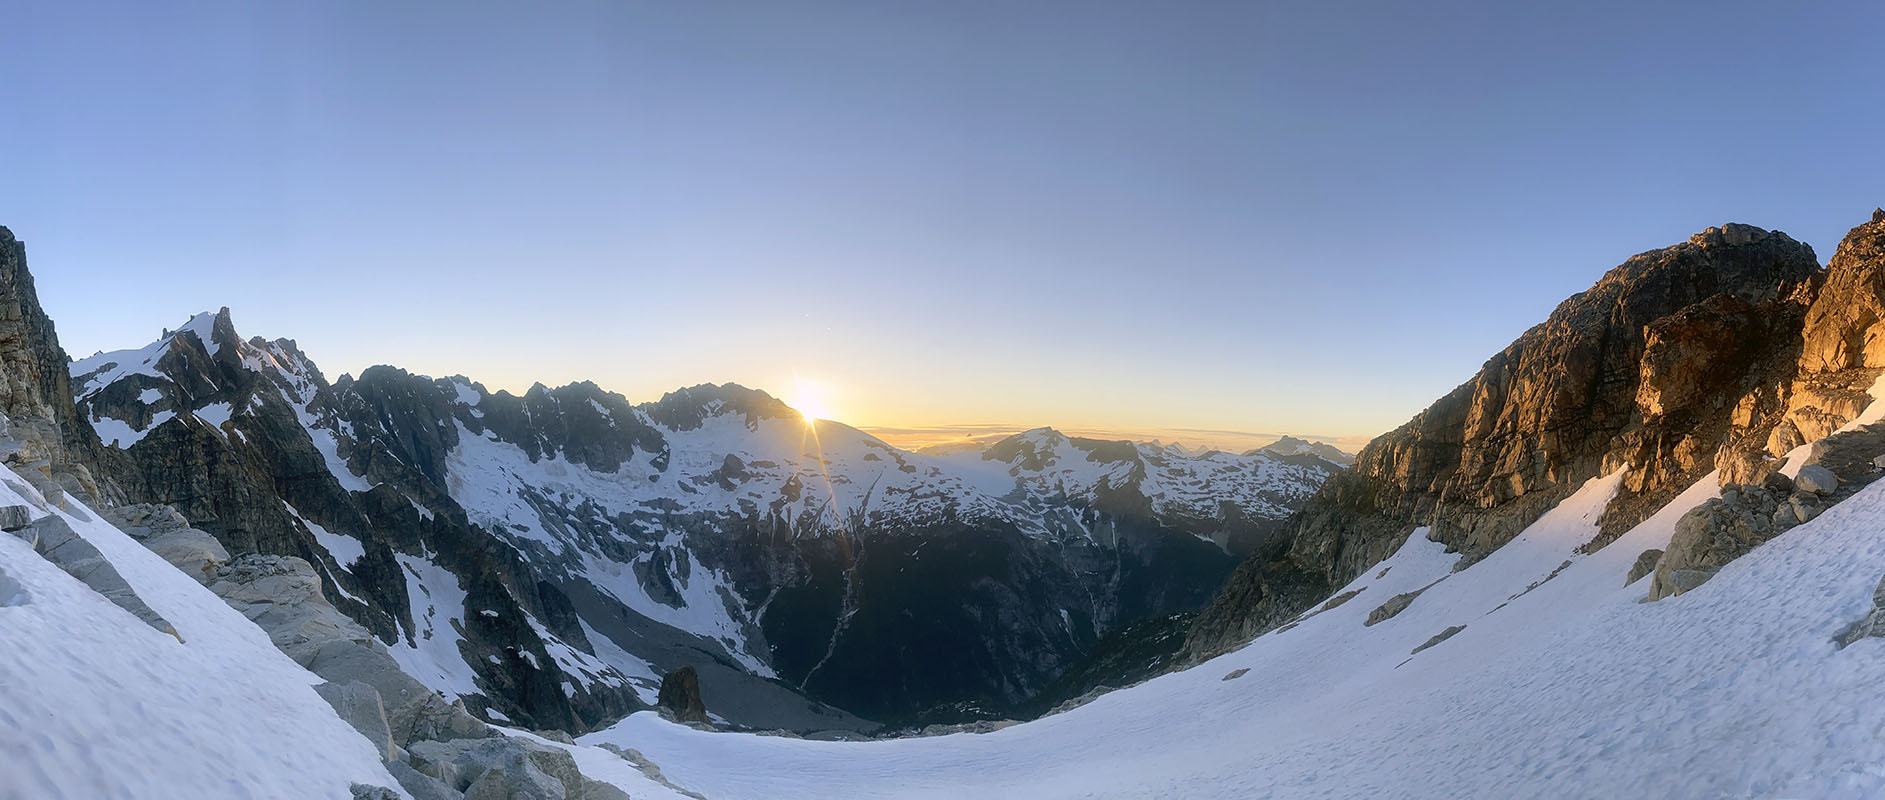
[5,1,1883,453]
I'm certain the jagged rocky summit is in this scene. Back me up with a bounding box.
[1187,211,1885,660]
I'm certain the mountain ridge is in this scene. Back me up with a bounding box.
[61,301,1345,729]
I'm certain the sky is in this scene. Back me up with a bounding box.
[5,1,1883,455]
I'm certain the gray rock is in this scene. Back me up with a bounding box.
[579,777,634,800]
[1364,589,1424,626]
[1837,574,1885,647]
[139,527,229,584]
[20,470,65,509]
[411,736,581,798]
[388,760,462,800]
[316,681,395,763]
[0,504,31,531]
[1797,464,1840,495]
[1790,492,1824,524]
[0,564,28,607]
[100,504,193,538]
[209,554,490,748]
[1650,490,1792,601]
[462,753,564,800]
[1627,549,1663,585]
[532,729,576,745]
[1666,568,1720,594]
[18,515,178,639]
[1410,625,1465,655]
[349,785,400,800]
[1221,668,1249,681]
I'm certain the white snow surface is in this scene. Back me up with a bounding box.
[387,553,481,700]
[89,409,174,448]
[553,467,1885,798]
[0,467,402,799]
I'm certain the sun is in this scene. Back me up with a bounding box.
[789,378,834,424]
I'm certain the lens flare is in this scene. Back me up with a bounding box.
[789,378,833,424]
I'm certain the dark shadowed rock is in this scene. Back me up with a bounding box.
[657,665,710,725]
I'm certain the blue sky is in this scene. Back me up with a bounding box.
[5,0,1883,451]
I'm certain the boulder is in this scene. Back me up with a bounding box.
[1837,574,1885,647]
[108,505,231,584]
[137,527,230,584]
[1796,464,1839,495]
[1718,450,1779,488]
[1626,549,1663,585]
[462,753,563,800]
[386,760,461,800]
[0,504,30,531]
[316,681,395,763]
[1649,487,1791,601]
[657,665,710,724]
[1789,492,1824,524]
[410,736,586,799]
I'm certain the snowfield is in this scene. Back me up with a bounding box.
[551,467,1885,799]
[0,468,402,800]
[12,409,1885,797]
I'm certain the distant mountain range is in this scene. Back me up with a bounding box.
[64,305,1349,730]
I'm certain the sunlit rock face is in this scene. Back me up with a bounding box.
[68,304,1344,728]
[1186,214,1885,662]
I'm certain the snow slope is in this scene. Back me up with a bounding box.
[550,465,1885,798]
[0,468,403,799]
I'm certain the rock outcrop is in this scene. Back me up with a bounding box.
[8,512,178,638]
[656,665,710,725]
[1189,213,1885,661]
[0,227,111,506]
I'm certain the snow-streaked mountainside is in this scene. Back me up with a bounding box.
[67,308,1347,727]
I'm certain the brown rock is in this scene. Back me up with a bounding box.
[657,665,710,725]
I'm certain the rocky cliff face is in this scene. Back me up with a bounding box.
[1189,213,1885,660]
[0,227,110,504]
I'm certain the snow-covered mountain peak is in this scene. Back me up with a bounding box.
[1251,435,1354,465]
[644,382,799,431]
